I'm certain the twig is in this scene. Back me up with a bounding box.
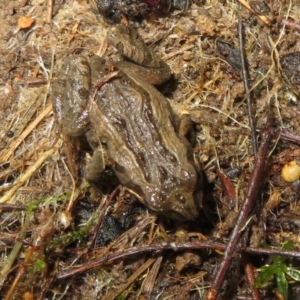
[207,127,273,300]
[236,0,271,25]
[89,185,121,250]
[244,259,260,300]
[0,204,26,211]
[56,238,300,279]
[163,44,194,61]
[279,129,300,145]
[46,0,53,23]
[238,4,258,156]
[4,247,38,300]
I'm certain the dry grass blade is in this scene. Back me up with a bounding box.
[141,256,163,298]
[102,257,157,300]
[237,0,271,25]
[0,138,62,203]
[0,104,53,164]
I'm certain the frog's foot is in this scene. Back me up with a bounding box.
[107,25,171,85]
[178,110,195,145]
[84,147,105,184]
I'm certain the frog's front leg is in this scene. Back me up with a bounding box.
[52,55,91,137]
[177,111,196,146]
[82,128,106,184]
[84,147,106,184]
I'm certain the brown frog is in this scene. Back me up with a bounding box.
[52,25,202,220]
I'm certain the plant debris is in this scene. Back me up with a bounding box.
[0,0,300,299]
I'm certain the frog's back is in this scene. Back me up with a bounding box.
[89,74,201,220]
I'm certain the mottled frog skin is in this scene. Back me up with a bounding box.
[52,25,202,220]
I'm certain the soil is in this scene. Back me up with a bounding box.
[0,0,300,299]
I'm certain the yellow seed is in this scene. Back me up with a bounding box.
[281,160,300,182]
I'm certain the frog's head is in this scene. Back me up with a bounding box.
[145,186,202,221]
[166,191,200,220]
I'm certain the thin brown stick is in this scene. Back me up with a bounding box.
[4,247,38,300]
[0,204,26,211]
[236,0,271,25]
[279,129,300,144]
[89,185,121,250]
[46,0,53,23]
[56,237,300,279]
[238,4,258,155]
[207,128,273,300]
[244,260,260,300]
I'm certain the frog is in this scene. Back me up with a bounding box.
[52,25,202,220]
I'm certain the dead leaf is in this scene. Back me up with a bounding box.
[18,16,35,29]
